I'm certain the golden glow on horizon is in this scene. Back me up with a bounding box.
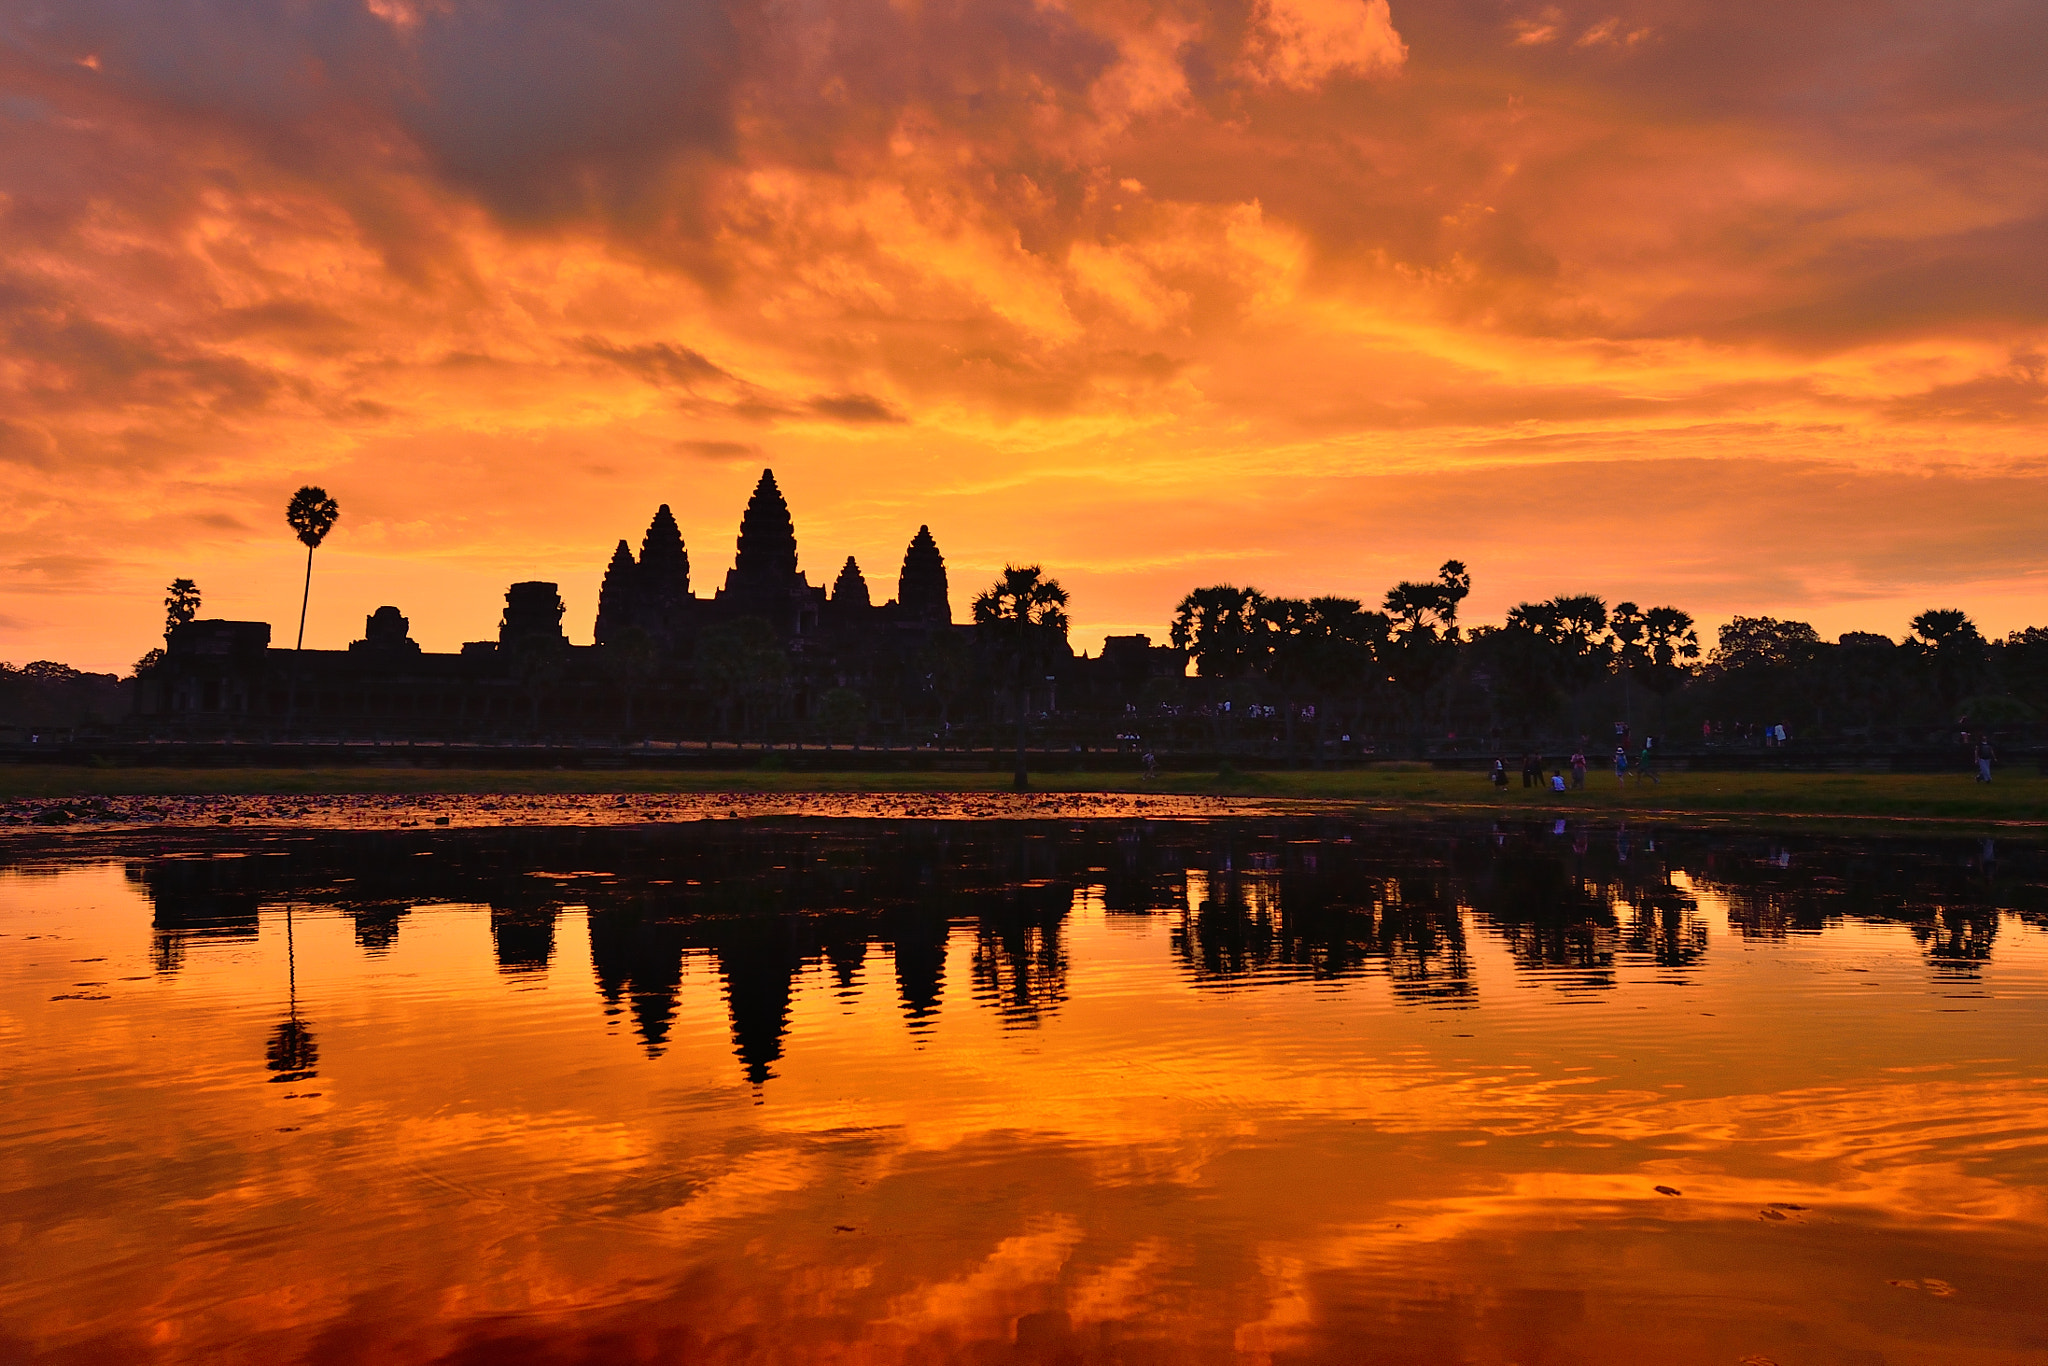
[3,0,2047,669]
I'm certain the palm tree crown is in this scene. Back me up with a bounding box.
[972,564,1069,636]
[286,486,340,549]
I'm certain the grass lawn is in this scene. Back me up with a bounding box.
[1,764,2043,827]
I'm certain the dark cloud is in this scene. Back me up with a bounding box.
[807,392,905,424]
[0,275,286,414]
[581,338,732,388]
[9,554,115,589]
[394,0,738,222]
[5,0,740,226]
[1885,352,2048,425]
[1684,215,2048,347]
[208,300,361,352]
[0,419,59,469]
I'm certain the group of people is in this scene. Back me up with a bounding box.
[1491,734,1662,791]
[1701,720,1791,745]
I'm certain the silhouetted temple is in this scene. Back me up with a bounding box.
[589,470,954,653]
[136,469,1181,738]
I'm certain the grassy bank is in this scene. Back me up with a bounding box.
[1,764,2043,826]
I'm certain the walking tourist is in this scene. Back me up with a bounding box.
[1975,737,1996,783]
[1570,750,1587,789]
[1614,746,1628,784]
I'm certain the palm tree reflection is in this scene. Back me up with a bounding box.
[266,903,318,1083]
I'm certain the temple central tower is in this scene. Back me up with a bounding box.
[726,469,799,590]
[897,525,951,624]
[717,469,821,634]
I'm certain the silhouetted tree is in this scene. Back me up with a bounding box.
[1384,560,1470,636]
[973,565,1070,791]
[2000,627,2048,717]
[1469,621,1562,738]
[1611,601,1699,730]
[1820,631,1904,737]
[1712,616,1821,673]
[1908,608,1987,715]
[1171,586,1270,678]
[0,660,123,731]
[1261,595,1390,760]
[285,485,341,651]
[1383,561,1470,745]
[1515,594,1611,733]
[1707,616,1823,733]
[1305,596,1393,750]
[164,578,201,636]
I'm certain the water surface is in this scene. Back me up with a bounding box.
[3,818,2046,1364]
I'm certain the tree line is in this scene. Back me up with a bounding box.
[1163,564,2047,750]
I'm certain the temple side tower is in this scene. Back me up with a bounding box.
[636,504,692,647]
[501,582,567,646]
[593,540,638,645]
[594,505,696,649]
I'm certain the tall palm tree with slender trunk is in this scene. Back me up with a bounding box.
[285,486,340,651]
[972,565,1069,791]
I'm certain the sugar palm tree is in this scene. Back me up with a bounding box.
[972,565,1069,791]
[285,486,340,651]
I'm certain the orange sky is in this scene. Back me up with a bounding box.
[3,0,2046,671]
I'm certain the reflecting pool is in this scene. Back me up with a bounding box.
[3,817,2046,1364]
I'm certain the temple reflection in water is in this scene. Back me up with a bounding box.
[122,819,2045,1084]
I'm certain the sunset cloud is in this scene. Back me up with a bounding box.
[1242,0,1407,89]
[2,0,2046,669]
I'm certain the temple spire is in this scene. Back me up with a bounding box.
[897,525,950,623]
[831,556,871,609]
[626,503,693,648]
[593,539,638,645]
[733,469,798,582]
[639,504,690,601]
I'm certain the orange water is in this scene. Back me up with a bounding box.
[2,820,2043,1364]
